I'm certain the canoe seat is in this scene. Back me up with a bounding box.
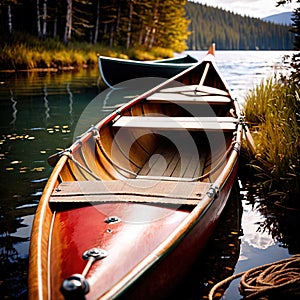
[147,85,231,105]
[113,116,237,131]
[49,180,212,206]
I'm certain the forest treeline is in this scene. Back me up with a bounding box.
[186,1,294,50]
[0,0,189,53]
[0,0,294,51]
[0,0,295,71]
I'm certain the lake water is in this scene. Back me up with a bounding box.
[0,51,298,299]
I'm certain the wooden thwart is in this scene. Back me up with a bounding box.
[50,180,211,205]
[147,85,230,105]
[113,116,237,131]
[151,85,229,96]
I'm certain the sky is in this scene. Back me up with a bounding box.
[193,0,298,18]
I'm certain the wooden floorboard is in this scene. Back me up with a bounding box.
[162,150,180,177]
[183,152,201,178]
[138,139,208,180]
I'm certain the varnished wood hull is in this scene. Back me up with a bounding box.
[115,162,239,300]
[29,45,244,300]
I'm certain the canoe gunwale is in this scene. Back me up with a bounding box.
[28,155,68,300]
[98,54,198,69]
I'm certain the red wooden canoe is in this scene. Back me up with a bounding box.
[28,44,244,299]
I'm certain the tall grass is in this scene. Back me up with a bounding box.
[0,42,99,70]
[0,33,174,70]
[243,77,300,207]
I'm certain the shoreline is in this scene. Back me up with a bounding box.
[0,64,92,73]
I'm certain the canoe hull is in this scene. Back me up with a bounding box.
[98,55,198,87]
[42,161,238,300]
[29,44,244,300]
[110,160,239,300]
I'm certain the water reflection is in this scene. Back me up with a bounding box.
[0,67,100,299]
[241,203,275,250]
[245,191,300,254]
[0,189,35,299]
[66,83,74,125]
[238,157,300,255]
[222,177,296,299]
[43,85,50,121]
[10,89,17,128]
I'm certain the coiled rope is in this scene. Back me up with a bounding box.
[208,254,300,299]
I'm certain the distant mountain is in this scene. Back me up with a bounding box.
[262,12,293,25]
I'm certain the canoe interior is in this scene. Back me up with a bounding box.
[59,60,234,183]
[58,97,235,184]
[98,55,197,87]
[155,54,198,64]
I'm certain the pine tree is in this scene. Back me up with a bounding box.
[291,7,300,49]
[64,0,72,43]
[277,0,300,81]
[155,0,189,52]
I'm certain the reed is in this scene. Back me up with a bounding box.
[0,42,99,69]
[243,77,300,207]
[0,33,174,70]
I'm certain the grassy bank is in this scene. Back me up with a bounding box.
[243,76,300,208]
[0,33,174,71]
